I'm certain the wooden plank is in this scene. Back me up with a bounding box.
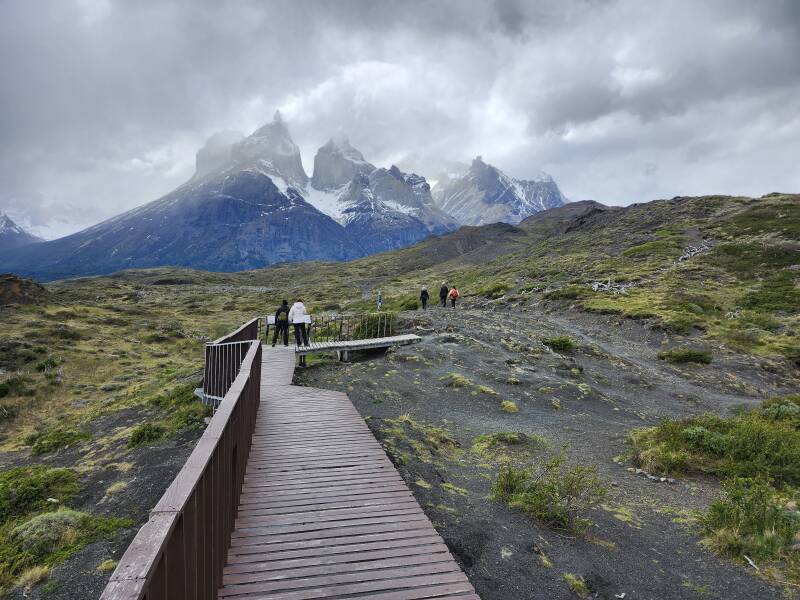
[216,345,478,599]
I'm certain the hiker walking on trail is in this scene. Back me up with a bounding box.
[420,287,429,310]
[448,286,460,308]
[272,300,289,347]
[439,282,449,307]
[377,289,383,311]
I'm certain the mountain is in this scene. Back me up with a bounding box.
[306,140,458,254]
[0,213,43,251]
[0,114,363,280]
[432,156,566,226]
[0,113,566,281]
[310,135,374,191]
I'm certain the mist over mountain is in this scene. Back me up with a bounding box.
[0,113,563,281]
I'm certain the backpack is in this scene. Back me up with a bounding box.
[278,310,288,322]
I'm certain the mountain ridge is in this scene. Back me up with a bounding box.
[0,114,565,280]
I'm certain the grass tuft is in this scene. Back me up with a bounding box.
[543,336,576,353]
[491,452,607,533]
[657,347,712,364]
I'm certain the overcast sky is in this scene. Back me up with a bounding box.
[1,0,798,239]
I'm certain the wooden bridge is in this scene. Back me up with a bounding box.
[101,316,478,599]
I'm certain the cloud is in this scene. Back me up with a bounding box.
[0,0,798,238]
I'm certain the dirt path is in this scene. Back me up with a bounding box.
[297,305,799,600]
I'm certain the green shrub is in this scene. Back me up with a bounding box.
[543,336,576,353]
[657,347,712,364]
[150,384,211,430]
[708,242,799,278]
[682,426,730,456]
[49,324,82,340]
[477,282,510,299]
[741,271,800,313]
[11,509,86,560]
[703,477,800,561]
[0,509,131,592]
[25,428,90,455]
[0,404,19,422]
[622,239,681,259]
[628,396,800,485]
[397,297,420,311]
[142,333,170,343]
[440,372,471,388]
[0,466,79,522]
[0,376,35,398]
[128,424,165,448]
[563,573,590,598]
[491,453,607,533]
[35,358,60,372]
[545,285,587,300]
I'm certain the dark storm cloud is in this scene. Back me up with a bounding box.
[0,0,798,238]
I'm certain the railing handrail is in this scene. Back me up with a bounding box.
[210,316,260,345]
[101,335,262,599]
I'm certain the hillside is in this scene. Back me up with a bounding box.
[0,192,798,598]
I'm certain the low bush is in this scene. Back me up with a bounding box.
[472,432,548,457]
[440,372,471,388]
[545,285,587,301]
[128,423,165,448]
[741,271,800,313]
[0,376,35,399]
[543,336,576,353]
[657,347,712,364]
[491,453,607,533]
[622,239,681,259]
[0,509,131,593]
[628,395,800,485]
[150,384,211,430]
[396,297,420,311]
[703,476,800,562]
[25,428,90,455]
[477,282,510,299]
[500,400,519,413]
[49,324,82,341]
[0,466,79,522]
[35,357,60,373]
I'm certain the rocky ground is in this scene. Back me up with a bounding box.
[297,302,799,600]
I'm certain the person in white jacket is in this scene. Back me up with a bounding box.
[288,298,310,349]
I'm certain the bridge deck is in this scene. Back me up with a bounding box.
[218,346,478,599]
[294,333,421,355]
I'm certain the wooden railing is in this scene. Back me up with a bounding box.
[263,312,397,345]
[100,332,262,599]
[203,318,261,407]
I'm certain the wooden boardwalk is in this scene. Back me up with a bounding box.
[294,333,421,356]
[218,346,479,600]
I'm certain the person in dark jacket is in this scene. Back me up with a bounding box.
[420,287,429,310]
[439,282,449,307]
[272,299,289,347]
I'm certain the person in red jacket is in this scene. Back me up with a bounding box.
[447,286,460,308]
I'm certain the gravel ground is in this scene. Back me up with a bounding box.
[297,302,799,600]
